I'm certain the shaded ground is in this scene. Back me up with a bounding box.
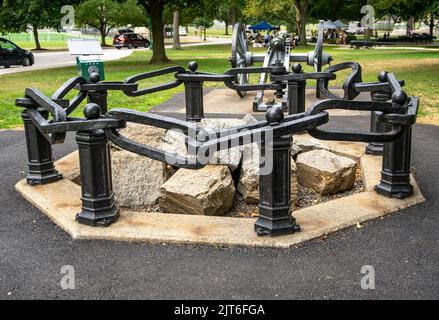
[0,116,438,300]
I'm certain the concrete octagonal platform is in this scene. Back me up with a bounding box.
[15,136,425,249]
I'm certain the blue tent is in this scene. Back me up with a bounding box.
[248,21,279,31]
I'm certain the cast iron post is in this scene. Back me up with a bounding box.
[76,103,119,227]
[21,109,61,185]
[255,106,300,236]
[287,63,306,115]
[366,71,392,155]
[87,71,108,114]
[375,90,414,199]
[185,61,204,122]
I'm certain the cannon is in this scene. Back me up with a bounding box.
[230,20,332,112]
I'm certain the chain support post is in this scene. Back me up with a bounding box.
[21,109,62,186]
[255,133,300,237]
[365,90,392,155]
[75,129,119,227]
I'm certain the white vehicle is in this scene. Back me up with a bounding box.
[179,27,187,36]
[347,22,365,35]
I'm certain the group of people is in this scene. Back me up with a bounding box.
[321,29,349,45]
[252,31,300,48]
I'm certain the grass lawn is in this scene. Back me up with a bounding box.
[0,44,438,128]
[3,32,113,50]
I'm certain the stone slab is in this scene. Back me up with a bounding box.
[15,140,425,249]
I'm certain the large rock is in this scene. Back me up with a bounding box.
[294,135,329,153]
[115,123,167,148]
[159,115,258,172]
[237,143,299,205]
[159,165,236,216]
[296,150,358,195]
[111,124,170,208]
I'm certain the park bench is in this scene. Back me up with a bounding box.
[350,40,396,49]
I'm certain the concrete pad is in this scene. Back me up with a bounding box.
[160,88,369,117]
[15,139,425,249]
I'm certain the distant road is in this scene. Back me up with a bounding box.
[0,39,232,76]
[0,48,133,76]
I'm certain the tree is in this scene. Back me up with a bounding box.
[293,0,311,45]
[172,11,181,49]
[309,0,365,21]
[373,0,439,36]
[216,0,246,35]
[138,0,168,63]
[193,17,214,41]
[0,0,70,50]
[421,0,439,36]
[243,0,310,45]
[76,0,147,46]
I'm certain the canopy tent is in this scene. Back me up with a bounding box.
[248,21,280,31]
[333,20,349,29]
[323,20,338,30]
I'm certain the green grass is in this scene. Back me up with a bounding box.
[2,32,113,50]
[1,44,438,128]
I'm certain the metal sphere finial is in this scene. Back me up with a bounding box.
[89,72,101,84]
[83,103,101,120]
[265,106,284,126]
[392,90,408,106]
[292,63,302,74]
[378,71,388,83]
[188,61,198,73]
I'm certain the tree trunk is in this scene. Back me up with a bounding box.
[186,25,189,33]
[225,23,229,35]
[430,17,435,37]
[203,26,207,41]
[231,7,238,26]
[148,0,170,64]
[294,0,308,46]
[407,16,414,36]
[173,11,181,49]
[32,26,42,50]
[100,29,107,47]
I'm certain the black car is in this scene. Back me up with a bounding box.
[0,37,34,68]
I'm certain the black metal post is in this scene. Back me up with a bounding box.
[375,91,413,199]
[287,81,306,115]
[366,71,392,155]
[185,81,204,122]
[21,109,61,185]
[76,104,119,227]
[287,64,306,115]
[185,61,204,122]
[365,90,391,155]
[87,90,108,115]
[255,133,300,237]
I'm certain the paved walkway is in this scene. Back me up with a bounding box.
[0,49,134,76]
[0,39,232,77]
[0,115,438,299]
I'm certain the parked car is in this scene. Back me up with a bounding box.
[113,33,150,49]
[0,37,34,68]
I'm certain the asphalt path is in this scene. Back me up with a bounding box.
[0,116,438,300]
[0,39,232,77]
